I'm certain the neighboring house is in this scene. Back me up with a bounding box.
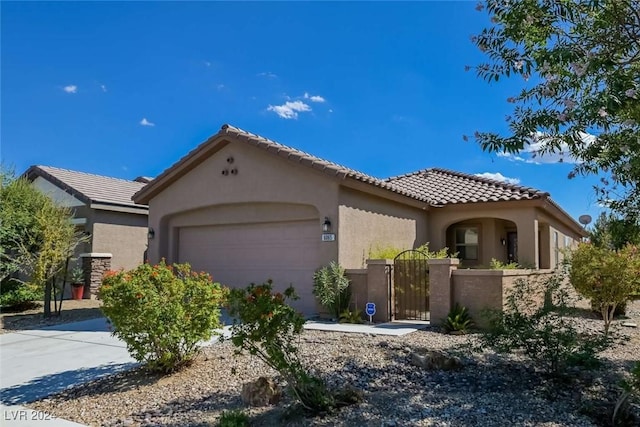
[133,124,586,314]
[25,166,150,273]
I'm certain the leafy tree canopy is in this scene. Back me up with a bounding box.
[589,211,640,249]
[471,0,640,218]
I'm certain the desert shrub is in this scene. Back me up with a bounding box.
[218,409,250,427]
[226,281,360,415]
[339,308,363,324]
[368,242,455,260]
[567,242,640,334]
[100,260,226,373]
[443,303,474,334]
[614,362,640,425]
[480,272,609,376]
[312,262,351,319]
[0,278,42,310]
[489,258,519,270]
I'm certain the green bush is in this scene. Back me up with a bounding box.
[0,278,42,310]
[480,272,609,376]
[312,262,351,319]
[567,242,640,334]
[99,260,226,373]
[339,308,363,324]
[368,242,454,260]
[226,281,360,415]
[614,361,640,425]
[489,258,519,270]
[443,303,474,334]
[218,409,250,427]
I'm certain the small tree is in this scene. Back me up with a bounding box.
[0,169,82,316]
[312,262,351,319]
[567,242,640,334]
[590,212,640,250]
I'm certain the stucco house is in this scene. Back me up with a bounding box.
[25,166,150,279]
[133,124,586,314]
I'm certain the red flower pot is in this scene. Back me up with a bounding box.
[71,284,84,300]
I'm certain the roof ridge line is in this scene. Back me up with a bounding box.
[430,167,547,195]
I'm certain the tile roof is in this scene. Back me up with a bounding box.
[135,124,431,203]
[26,165,149,210]
[136,124,551,207]
[386,168,548,205]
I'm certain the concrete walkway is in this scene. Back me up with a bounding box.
[304,319,430,336]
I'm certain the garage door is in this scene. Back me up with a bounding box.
[177,220,320,314]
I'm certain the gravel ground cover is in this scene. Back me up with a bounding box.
[29,300,640,427]
[0,299,103,334]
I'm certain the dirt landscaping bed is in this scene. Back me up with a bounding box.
[29,301,640,427]
[0,299,104,334]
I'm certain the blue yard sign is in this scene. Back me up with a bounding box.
[365,302,376,323]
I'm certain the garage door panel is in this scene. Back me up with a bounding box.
[177,220,319,314]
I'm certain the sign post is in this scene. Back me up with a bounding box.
[365,302,376,324]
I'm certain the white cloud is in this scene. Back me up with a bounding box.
[258,72,278,78]
[204,61,212,67]
[475,172,521,185]
[303,92,325,103]
[267,101,312,119]
[497,131,595,165]
[100,84,107,92]
[63,85,77,94]
[216,84,225,90]
[140,118,155,127]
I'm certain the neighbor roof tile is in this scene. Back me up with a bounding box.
[27,165,149,209]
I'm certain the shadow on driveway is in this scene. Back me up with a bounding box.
[0,363,137,405]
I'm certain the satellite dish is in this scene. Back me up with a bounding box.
[579,215,592,226]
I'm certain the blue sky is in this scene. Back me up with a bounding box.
[1,1,603,221]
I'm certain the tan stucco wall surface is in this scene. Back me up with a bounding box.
[91,210,148,270]
[338,187,428,268]
[147,140,340,268]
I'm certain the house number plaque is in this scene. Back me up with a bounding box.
[321,233,335,242]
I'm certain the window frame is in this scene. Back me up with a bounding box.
[454,226,480,261]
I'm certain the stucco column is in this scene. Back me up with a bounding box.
[515,217,539,269]
[80,253,112,299]
[365,259,393,322]
[428,258,459,325]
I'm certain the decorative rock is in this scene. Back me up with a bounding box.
[241,376,281,407]
[410,349,462,371]
[622,321,638,328]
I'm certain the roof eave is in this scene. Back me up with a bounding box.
[23,165,91,206]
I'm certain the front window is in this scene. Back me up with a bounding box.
[455,227,479,260]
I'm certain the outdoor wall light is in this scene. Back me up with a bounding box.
[500,237,506,246]
[148,228,155,240]
[322,217,332,233]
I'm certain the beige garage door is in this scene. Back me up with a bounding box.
[177,220,320,314]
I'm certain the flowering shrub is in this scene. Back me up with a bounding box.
[567,243,640,334]
[226,281,360,414]
[100,260,227,373]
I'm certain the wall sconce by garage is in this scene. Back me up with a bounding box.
[322,217,332,233]
[148,228,155,240]
[500,237,506,246]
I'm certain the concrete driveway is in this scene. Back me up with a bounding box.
[0,317,136,426]
[0,314,234,426]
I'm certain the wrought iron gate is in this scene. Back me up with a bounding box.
[393,249,430,321]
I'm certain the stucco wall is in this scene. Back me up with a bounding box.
[91,210,148,270]
[338,187,428,268]
[147,140,341,268]
[451,269,554,327]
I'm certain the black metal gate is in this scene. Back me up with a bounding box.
[393,250,430,321]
